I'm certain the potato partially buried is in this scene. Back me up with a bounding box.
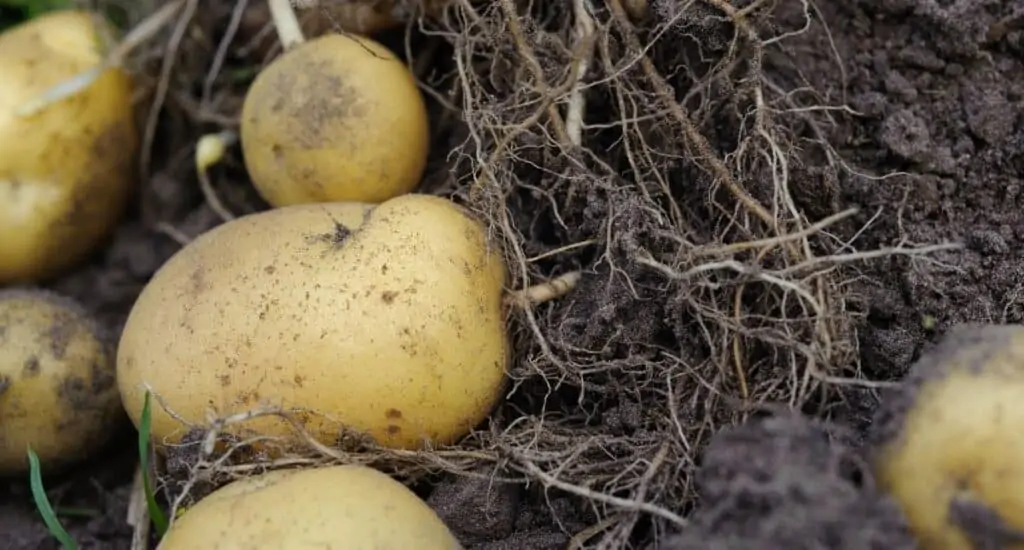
[239,32,430,207]
[0,289,122,476]
[0,10,138,284]
[869,323,1024,550]
[117,194,508,452]
[158,464,463,549]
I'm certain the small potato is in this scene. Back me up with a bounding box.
[158,464,463,549]
[117,194,507,452]
[0,10,138,284]
[0,289,122,476]
[869,324,1024,550]
[239,32,430,207]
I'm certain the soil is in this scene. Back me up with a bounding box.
[659,411,917,550]
[3,0,1024,548]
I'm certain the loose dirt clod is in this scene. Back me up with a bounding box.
[656,411,916,550]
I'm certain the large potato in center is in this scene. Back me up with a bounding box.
[116,194,508,451]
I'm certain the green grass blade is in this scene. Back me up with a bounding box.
[53,507,99,519]
[139,391,169,536]
[26,447,78,550]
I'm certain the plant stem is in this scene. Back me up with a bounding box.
[267,0,305,50]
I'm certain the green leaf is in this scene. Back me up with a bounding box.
[139,391,170,536]
[26,447,78,550]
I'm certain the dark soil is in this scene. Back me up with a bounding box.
[659,411,917,550]
[3,0,1024,548]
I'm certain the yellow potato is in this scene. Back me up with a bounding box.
[239,32,429,207]
[869,323,1024,550]
[0,10,138,284]
[158,464,463,549]
[0,289,122,476]
[117,194,507,452]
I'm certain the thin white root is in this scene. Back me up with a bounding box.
[195,131,238,222]
[268,0,307,50]
[507,271,582,308]
[565,0,594,146]
[16,67,101,117]
[154,222,192,245]
[16,0,186,117]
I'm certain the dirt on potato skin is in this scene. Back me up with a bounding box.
[3,0,1024,548]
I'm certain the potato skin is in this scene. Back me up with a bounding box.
[0,289,122,476]
[158,465,463,549]
[239,33,429,207]
[869,324,1024,550]
[117,195,507,451]
[0,10,138,284]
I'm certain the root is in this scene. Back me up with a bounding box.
[424,0,954,543]
[506,271,581,308]
[16,0,186,116]
[622,0,649,22]
[564,0,594,147]
[143,393,502,522]
[194,131,238,222]
[268,0,306,49]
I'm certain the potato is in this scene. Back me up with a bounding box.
[239,32,429,207]
[0,10,138,284]
[0,289,122,476]
[868,324,1024,550]
[117,194,507,452]
[158,464,463,549]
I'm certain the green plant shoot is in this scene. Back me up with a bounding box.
[26,447,77,550]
